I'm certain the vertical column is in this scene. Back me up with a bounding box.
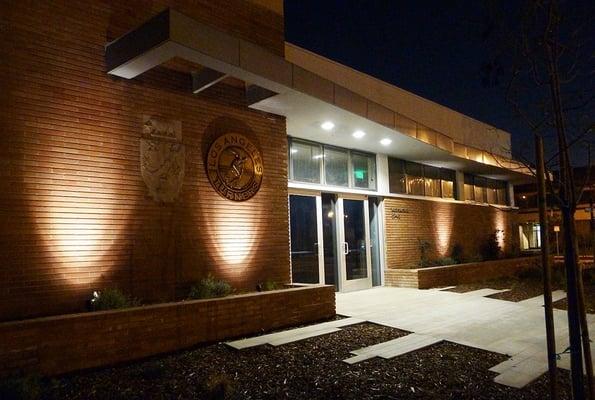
[376,154,390,195]
[507,182,515,207]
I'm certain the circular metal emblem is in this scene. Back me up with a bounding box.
[206,133,263,201]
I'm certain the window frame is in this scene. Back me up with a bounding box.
[351,150,377,190]
[288,137,377,191]
[463,173,508,205]
[289,138,323,184]
[388,157,456,199]
[322,145,350,187]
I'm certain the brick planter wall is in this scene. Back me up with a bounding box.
[0,285,335,377]
[384,256,541,289]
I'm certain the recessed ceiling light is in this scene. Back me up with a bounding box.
[380,138,392,146]
[352,130,366,139]
[321,121,335,131]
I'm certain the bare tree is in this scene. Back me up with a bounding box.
[482,0,594,398]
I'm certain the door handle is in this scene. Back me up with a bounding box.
[343,242,349,255]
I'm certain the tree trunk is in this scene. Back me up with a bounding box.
[561,206,586,398]
[591,199,594,265]
[536,135,558,399]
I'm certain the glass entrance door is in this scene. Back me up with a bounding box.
[289,192,373,291]
[289,194,323,284]
[338,196,372,291]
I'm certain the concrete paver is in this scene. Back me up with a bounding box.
[226,317,364,349]
[344,333,442,364]
[336,286,592,388]
[227,286,590,390]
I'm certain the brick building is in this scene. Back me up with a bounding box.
[1,0,531,322]
[515,166,594,255]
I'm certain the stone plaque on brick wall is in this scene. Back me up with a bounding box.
[140,115,185,203]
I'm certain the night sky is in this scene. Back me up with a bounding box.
[285,1,593,166]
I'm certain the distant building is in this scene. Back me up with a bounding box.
[515,166,595,254]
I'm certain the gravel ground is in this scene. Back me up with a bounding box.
[41,322,573,400]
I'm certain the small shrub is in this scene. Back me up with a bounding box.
[466,254,483,263]
[504,237,521,259]
[188,274,232,299]
[418,238,432,267]
[89,288,140,311]
[212,279,232,298]
[419,257,457,268]
[257,279,279,291]
[434,257,456,266]
[480,231,502,261]
[0,373,41,400]
[451,243,464,264]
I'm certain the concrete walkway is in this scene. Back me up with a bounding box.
[226,317,364,349]
[337,286,595,388]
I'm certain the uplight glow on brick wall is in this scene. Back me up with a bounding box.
[494,210,506,250]
[432,202,454,256]
[35,185,136,287]
[203,200,262,268]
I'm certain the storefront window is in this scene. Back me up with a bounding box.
[497,186,507,205]
[464,174,475,201]
[406,162,424,195]
[424,165,441,197]
[464,174,507,205]
[487,179,507,205]
[440,169,455,198]
[520,223,541,250]
[352,152,376,189]
[389,157,455,199]
[487,186,498,204]
[324,147,349,186]
[288,137,376,191]
[474,177,487,203]
[290,140,321,183]
[388,158,406,193]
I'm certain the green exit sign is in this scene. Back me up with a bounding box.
[354,170,365,180]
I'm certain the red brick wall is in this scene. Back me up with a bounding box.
[384,256,541,289]
[106,0,284,56]
[0,1,289,321]
[0,285,335,377]
[384,197,519,269]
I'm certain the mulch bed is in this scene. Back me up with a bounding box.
[447,276,563,302]
[553,282,595,313]
[446,276,553,301]
[446,268,594,312]
[40,322,573,400]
